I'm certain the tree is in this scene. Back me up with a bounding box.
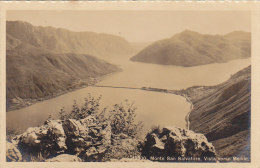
[58,107,67,120]
[58,94,102,120]
[54,94,143,161]
[109,99,143,137]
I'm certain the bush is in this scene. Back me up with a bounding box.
[108,100,143,138]
[56,94,143,161]
[58,94,102,121]
[58,95,142,138]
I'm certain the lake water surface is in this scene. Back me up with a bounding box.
[6,58,251,133]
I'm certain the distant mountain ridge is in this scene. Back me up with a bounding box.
[7,21,136,60]
[130,30,251,66]
[6,20,129,111]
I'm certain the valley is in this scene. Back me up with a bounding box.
[6,20,252,162]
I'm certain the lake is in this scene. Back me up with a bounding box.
[6,58,251,133]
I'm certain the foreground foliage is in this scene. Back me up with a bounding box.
[59,94,143,138]
[8,94,143,162]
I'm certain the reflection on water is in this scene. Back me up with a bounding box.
[6,58,251,133]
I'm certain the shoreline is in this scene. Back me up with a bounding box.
[6,71,122,112]
[8,82,194,131]
[183,94,193,130]
[92,85,193,130]
[7,83,95,112]
[140,87,193,130]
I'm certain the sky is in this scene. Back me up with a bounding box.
[7,10,251,43]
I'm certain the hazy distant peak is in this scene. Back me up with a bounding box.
[7,20,34,31]
[171,30,205,39]
[176,29,200,36]
[7,20,32,25]
[7,20,130,41]
[131,29,251,67]
[6,20,137,59]
[225,30,251,35]
[174,30,251,38]
[224,31,251,40]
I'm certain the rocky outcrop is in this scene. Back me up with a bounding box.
[6,141,23,162]
[45,154,82,162]
[13,120,67,159]
[7,116,218,162]
[7,115,112,162]
[62,116,111,161]
[103,133,140,161]
[140,126,216,162]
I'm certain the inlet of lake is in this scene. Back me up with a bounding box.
[6,58,251,134]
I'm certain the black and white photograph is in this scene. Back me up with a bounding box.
[2,3,257,166]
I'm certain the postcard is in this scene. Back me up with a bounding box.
[0,1,260,168]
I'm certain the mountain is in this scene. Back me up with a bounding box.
[130,30,251,67]
[7,21,136,60]
[6,21,125,111]
[185,66,251,158]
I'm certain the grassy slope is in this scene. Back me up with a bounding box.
[186,66,251,158]
[131,30,251,67]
